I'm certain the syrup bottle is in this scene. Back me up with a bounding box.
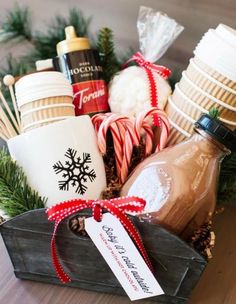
[54,26,109,116]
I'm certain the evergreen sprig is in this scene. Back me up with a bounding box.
[207,109,236,201]
[0,6,92,74]
[219,152,236,201]
[33,9,92,59]
[97,27,121,83]
[209,108,220,119]
[0,149,47,218]
[168,70,182,90]
[0,4,32,42]
[0,54,33,77]
[0,55,34,106]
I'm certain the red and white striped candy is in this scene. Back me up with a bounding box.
[92,113,137,183]
[135,107,170,154]
[92,108,170,184]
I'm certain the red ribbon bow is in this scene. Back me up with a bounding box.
[125,51,171,126]
[47,197,153,283]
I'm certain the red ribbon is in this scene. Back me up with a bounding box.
[47,197,153,283]
[125,51,171,126]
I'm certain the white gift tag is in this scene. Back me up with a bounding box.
[85,213,164,301]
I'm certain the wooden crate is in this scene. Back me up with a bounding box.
[0,208,207,304]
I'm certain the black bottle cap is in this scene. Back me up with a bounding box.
[195,114,236,152]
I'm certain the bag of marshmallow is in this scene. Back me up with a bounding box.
[108,6,184,118]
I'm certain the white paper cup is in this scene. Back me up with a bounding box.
[216,24,236,47]
[193,57,236,91]
[165,96,195,134]
[22,116,75,133]
[171,88,202,120]
[166,126,190,146]
[15,72,73,107]
[21,102,75,131]
[185,60,236,106]
[172,85,236,130]
[194,25,236,82]
[7,116,107,207]
[15,72,75,132]
[178,74,236,122]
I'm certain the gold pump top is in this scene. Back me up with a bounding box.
[56,26,91,56]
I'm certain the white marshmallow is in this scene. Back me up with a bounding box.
[108,66,172,118]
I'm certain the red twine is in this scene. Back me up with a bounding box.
[46,196,153,283]
[125,51,171,126]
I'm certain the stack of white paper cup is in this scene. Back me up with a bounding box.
[165,24,236,146]
[15,71,75,132]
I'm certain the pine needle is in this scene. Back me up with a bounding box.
[0,149,47,217]
[0,54,33,77]
[97,27,121,83]
[209,108,220,119]
[32,9,92,59]
[218,152,236,201]
[0,4,32,42]
[0,6,92,65]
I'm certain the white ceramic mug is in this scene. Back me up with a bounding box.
[7,116,107,207]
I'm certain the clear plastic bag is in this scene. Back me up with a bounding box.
[108,6,184,116]
[137,6,184,62]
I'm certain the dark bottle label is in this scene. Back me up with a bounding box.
[54,49,109,115]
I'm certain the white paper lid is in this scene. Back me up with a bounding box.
[194,26,236,82]
[15,71,73,107]
[215,24,236,47]
[35,59,53,71]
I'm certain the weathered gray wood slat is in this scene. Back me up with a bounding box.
[0,209,207,303]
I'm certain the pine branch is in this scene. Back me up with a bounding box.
[0,6,92,62]
[168,69,182,90]
[0,54,33,77]
[68,9,92,37]
[0,4,32,42]
[218,152,236,201]
[119,46,137,64]
[209,108,220,119]
[206,110,236,202]
[221,152,236,176]
[0,55,34,107]
[32,9,92,60]
[218,181,236,202]
[219,152,236,201]
[97,27,121,83]
[0,149,47,218]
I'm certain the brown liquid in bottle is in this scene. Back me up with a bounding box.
[121,129,229,237]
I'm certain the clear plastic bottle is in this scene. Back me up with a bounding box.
[121,115,236,236]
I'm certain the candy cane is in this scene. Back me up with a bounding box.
[120,118,137,183]
[142,121,154,155]
[92,109,170,184]
[134,115,154,156]
[92,113,136,182]
[92,114,106,133]
[112,116,137,182]
[110,118,127,175]
[97,114,124,175]
[154,111,170,152]
[94,113,123,175]
[135,107,170,154]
